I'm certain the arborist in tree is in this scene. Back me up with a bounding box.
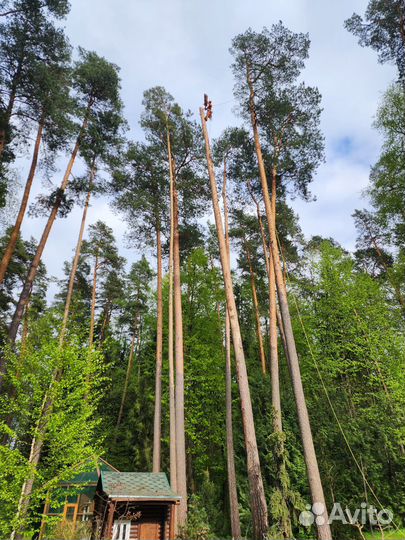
[204,93,213,121]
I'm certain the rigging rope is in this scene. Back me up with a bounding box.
[274,229,401,532]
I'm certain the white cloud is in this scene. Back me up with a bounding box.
[10,0,396,300]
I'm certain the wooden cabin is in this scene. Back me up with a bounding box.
[92,472,180,540]
[39,458,118,538]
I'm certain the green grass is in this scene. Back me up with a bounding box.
[364,528,405,539]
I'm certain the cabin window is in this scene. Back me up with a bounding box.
[63,503,78,522]
[113,520,131,540]
[81,504,90,521]
[78,493,93,521]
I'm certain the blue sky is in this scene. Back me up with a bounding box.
[3,0,397,296]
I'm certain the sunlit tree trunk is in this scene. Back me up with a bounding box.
[0,114,44,284]
[172,154,187,525]
[222,159,242,540]
[152,227,163,472]
[247,65,332,540]
[200,107,268,540]
[59,162,95,346]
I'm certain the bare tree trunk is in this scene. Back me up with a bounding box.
[200,107,268,540]
[59,163,95,346]
[152,228,163,472]
[247,67,332,540]
[167,128,177,494]
[115,319,139,432]
[245,245,267,375]
[89,252,98,348]
[222,160,242,540]
[173,164,187,525]
[0,114,44,283]
[7,105,91,348]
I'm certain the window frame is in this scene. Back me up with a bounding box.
[63,503,78,523]
[113,519,131,540]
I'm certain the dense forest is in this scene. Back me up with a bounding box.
[0,1,404,539]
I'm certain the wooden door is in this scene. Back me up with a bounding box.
[139,520,161,540]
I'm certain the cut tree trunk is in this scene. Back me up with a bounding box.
[222,160,242,540]
[247,66,332,540]
[200,107,268,540]
[7,105,91,348]
[173,168,187,526]
[59,163,95,346]
[152,228,163,472]
[0,114,44,284]
[167,127,177,494]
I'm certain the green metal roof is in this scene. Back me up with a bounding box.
[100,472,180,501]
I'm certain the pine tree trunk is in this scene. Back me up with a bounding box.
[115,319,139,432]
[167,129,177,493]
[7,106,91,348]
[99,303,111,345]
[249,185,291,373]
[152,228,163,472]
[89,252,98,348]
[0,114,44,284]
[222,161,242,540]
[269,166,282,432]
[173,170,187,525]
[59,164,95,346]
[200,107,268,540]
[245,245,267,375]
[246,67,332,540]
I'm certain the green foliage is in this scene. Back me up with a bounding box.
[301,243,405,518]
[178,494,212,540]
[369,84,405,248]
[345,1,405,79]
[0,314,107,535]
[230,22,324,200]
